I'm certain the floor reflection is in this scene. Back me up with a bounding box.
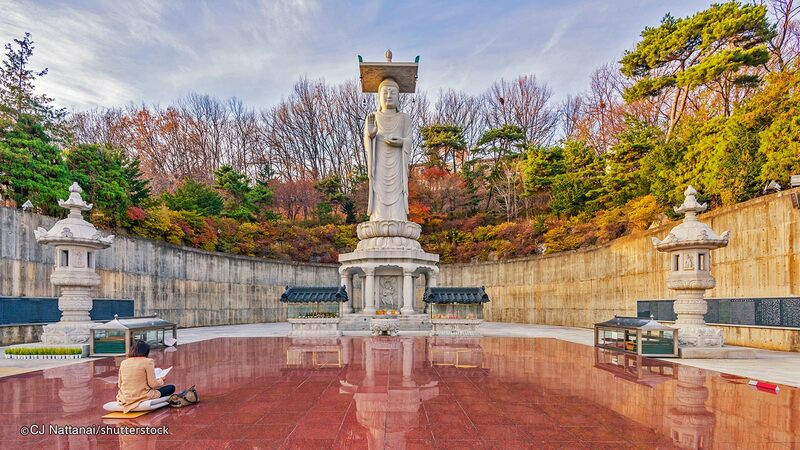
[0,336,797,449]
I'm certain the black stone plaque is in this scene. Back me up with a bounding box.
[726,299,756,325]
[705,299,719,323]
[636,297,800,328]
[636,302,651,319]
[756,298,782,326]
[782,298,800,327]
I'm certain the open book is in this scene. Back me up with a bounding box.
[155,366,172,379]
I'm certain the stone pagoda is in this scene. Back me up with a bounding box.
[34,182,114,344]
[338,50,439,331]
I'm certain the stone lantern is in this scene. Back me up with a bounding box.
[651,186,729,349]
[34,182,114,344]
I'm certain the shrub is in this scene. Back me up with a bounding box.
[625,195,661,231]
[4,347,82,355]
[543,223,583,253]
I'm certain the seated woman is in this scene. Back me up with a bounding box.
[116,340,175,413]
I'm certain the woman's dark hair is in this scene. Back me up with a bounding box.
[129,340,150,357]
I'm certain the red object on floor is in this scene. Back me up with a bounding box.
[749,379,780,393]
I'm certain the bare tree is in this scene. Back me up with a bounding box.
[227,97,264,176]
[70,107,134,152]
[433,89,483,149]
[559,94,583,142]
[401,90,432,165]
[482,75,559,147]
[760,0,800,71]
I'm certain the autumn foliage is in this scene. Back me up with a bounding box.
[3,2,800,264]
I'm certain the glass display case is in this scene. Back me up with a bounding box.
[281,286,348,337]
[424,287,490,336]
[281,286,348,318]
[287,301,341,319]
[90,315,177,356]
[594,316,679,357]
[429,303,483,320]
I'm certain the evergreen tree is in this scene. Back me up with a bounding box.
[716,118,763,205]
[316,175,354,223]
[596,118,660,208]
[641,139,686,208]
[420,124,467,171]
[0,33,66,130]
[64,144,132,227]
[247,166,276,221]
[748,71,800,186]
[162,178,224,217]
[122,154,151,206]
[522,145,565,196]
[549,141,605,216]
[620,2,773,137]
[474,125,526,161]
[473,125,526,213]
[0,114,70,215]
[214,164,255,221]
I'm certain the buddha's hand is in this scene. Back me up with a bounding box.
[367,113,377,138]
[384,136,403,147]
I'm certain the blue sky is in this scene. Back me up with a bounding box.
[0,0,709,111]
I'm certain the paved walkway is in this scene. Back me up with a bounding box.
[2,322,799,387]
[479,322,800,387]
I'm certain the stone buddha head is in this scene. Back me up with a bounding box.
[378,78,399,112]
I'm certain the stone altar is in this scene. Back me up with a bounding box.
[338,50,438,329]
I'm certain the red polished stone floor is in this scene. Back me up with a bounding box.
[1,336,798,449]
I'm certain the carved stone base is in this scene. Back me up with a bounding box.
[357,220,421,240]
[676,325,724,348]
[41,321,95,345]
[356,236,423,251]
[370,317,400,336]
[430,319,483,337]
[288,318,341,337]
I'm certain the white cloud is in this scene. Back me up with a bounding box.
[0,0,711,111]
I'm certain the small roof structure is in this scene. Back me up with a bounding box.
[33,182,114,248]
[358,49,419,93]
[651,185,729,251]
[281,286,348,303]
[91,314,175,331]
[594,315,675,331]
[423,287,490,304]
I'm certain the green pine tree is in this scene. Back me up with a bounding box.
[0,33,66,133]
[214,164,255,221]
[620,2,773,137]
[0,114,70,215]
[64,143,132,227]
[420,124,467,171]
[162,178,224,217]
[596,118,660,208]
[549,141,605,217]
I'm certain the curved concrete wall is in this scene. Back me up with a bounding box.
[440,190,800,350]
[2,189,798,349]
[0,208,339,328]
